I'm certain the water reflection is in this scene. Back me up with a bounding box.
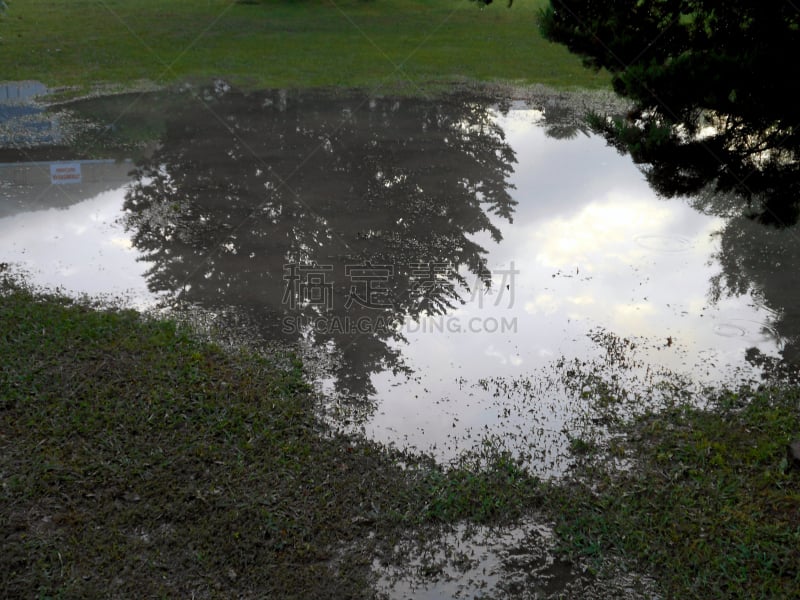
[124,87,518,405]
[1,84,797,467]
[697,193,800,377]
[0,81,60,147]
[0,159,133,219]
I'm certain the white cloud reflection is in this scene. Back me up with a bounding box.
[534,194,674,271]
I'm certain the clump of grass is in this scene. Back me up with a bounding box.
[549,385,800,599]
[423,438,542,523]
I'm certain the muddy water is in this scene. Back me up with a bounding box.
[1,83,797,475]
[372,518,658,599]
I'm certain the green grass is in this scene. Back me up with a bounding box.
[0,275,543,597]
[0,0,608,93]
[549,386,800,599]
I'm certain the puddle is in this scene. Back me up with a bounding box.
[0,80,61,147]
[632,233,693,252]
[373,517,660,600]
[0,81,48,103]
[1,83,798,474]
[713,318,780,342]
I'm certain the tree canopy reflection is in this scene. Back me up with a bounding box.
[124,86,517,406]
[689,190,800,378]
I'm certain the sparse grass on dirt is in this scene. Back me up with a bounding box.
[0,274,542,598]
[548,385,800,599]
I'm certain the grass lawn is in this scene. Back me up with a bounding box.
[0,0,609,93]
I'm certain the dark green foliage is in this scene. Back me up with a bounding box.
[540,1,800,225]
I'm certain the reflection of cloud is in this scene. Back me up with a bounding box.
[0,189,150,302]
[615,302,656,317]
[567,295,594,305]
[55,265,77,276]
[534,195,673,270]
[612,302,658,333]
[499,108,545,137]
[484,345,507,364]
[109,237,133,249]
[566,312,590,321]
[483,346,526,367]
[524,293,560,315]
[688,298,707,314]
[68,224,89,235]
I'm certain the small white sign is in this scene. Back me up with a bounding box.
[50,162,82,184]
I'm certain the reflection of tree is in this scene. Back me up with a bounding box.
[693,191,800,377]
[124,87,517,405]
[505,91,628,142]
[540,1,800,376]
[540,102,590,141]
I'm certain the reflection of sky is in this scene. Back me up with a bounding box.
[0,81,48,103]
[0,107,784,471]
[499,115,778,360]
[0,186,153,309]
[362,111,782,464]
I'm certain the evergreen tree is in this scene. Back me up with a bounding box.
[540,1,800,224]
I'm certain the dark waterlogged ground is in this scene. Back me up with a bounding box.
[2,80,799,597]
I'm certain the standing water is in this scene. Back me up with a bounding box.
[1,84,796,477]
